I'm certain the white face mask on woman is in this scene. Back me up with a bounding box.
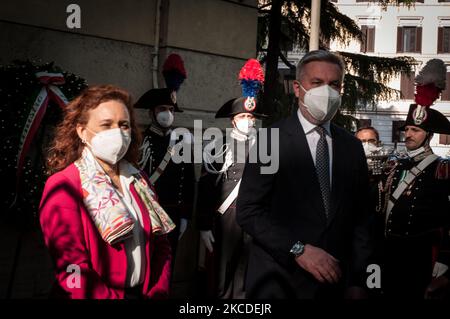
[235,118,256,135]
[300,84,341,123]
[86,128,131,165]
[156,110,174,128]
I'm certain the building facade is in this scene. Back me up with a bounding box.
[280,0,450,156]
[1,0,259,130]
[334,0,450,156]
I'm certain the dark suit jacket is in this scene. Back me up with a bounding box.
[236,113,372,299]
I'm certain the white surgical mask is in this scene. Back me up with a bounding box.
[86,128,131,165]
[362,142,381,156]
[235,118,255,135]
[156,110,174,128]
[300,84,341,123]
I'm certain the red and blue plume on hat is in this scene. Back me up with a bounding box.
[239,59,264,98]
[162,53,187,92]
[238,59,264,112]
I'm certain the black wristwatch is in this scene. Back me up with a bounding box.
[290,241,305,258]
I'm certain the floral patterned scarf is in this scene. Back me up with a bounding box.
[75,148,175,245]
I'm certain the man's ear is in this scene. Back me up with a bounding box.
[149,109,156,121]
[230,116,236,128]
[293,80,302,98]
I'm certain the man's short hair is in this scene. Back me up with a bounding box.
[356,126,380,142]
[296,50,345,81]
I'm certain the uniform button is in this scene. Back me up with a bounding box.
[181,167,185,170]
[388,220,392,224]
[408,221,411,225]
[411,205,415,208]
[413,197,416,200]
[178,200,182,204]
[406,232,409,235]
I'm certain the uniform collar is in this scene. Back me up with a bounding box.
[148,123,172,137]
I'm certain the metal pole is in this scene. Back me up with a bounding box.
[309,0,321,51]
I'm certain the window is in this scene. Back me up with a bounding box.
[400,71,415,100]
[392,121,406,143]
[439,134,450,145]
[397,26,422,53]
[360,25,375,53]
[441,71,450,101]
[438,27,450,54]
[358,119,372,128]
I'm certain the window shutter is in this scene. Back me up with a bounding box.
[439,134,450,145]
[360,25,367,53]
[368,27,375,52]
[397,27,403,53]
[401,72,415,100]
[416,27,422,53]
[438,27,444,54]
[442,72,450,101]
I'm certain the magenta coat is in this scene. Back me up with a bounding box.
[39,163,172,299]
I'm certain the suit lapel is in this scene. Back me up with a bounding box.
[329,124,345,222]
[284,114,328,224]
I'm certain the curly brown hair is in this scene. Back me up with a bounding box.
[46,85,142,175]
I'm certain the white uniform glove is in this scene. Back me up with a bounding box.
[200,230,215,253]
[178,218,188,240]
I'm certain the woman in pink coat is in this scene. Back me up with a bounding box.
[40,85,174,299]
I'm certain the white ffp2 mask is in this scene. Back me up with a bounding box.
[235,118,255,135]
[86,128,131,165]
[156,110,174,128]
[362,142,381,156]
[300,84,341,123]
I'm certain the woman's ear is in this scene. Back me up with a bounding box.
[76,124,86,142]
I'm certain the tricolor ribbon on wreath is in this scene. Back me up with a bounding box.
[11,72,69,206]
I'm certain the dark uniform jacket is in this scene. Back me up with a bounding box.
[197,133,253,299]
[140,126,196,244]
[382,154,450,298]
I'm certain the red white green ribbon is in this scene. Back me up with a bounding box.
[14,72,68,201]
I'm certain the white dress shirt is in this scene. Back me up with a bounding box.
[297,109,333,185]
[118,162,147,288]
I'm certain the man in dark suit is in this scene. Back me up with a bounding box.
[236,50,372,299]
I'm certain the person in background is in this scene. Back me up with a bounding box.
[380,59,450,299]
[134,54,195,261]
[197,59,265,299]
[355,125,384,298]
[40,85,174,299]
